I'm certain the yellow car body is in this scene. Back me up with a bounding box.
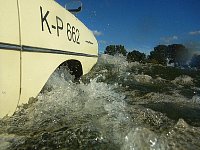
[0,0,98,118]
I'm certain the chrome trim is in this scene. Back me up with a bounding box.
[0,42,98,57]
[0,42,21,51]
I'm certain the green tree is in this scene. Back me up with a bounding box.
[148,45,168,65]
[148,44,189,66]
[127,50,146,63]
[104,45,127,56]
[167,44,189,66]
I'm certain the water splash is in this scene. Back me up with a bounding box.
[122,127,167,150]
[0,54,200,149]
[172,75,193,85]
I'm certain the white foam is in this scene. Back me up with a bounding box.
[122,127,167,150]
[191,95,200,104]
[0,134,17,150]
[134,74,153,83]
[22,67,131,141]
[172,75,193,85]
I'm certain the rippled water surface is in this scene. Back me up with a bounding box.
[1,54,200,150]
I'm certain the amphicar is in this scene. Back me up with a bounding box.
[0,0,98,118]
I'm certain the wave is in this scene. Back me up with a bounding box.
[0,54,200,149]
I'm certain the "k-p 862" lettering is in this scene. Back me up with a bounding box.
[40,6,80,44]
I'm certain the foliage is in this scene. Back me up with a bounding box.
[148,45,168,65]
[127,50,146,63]
[104,44,194,68]
[148,44,189,66]
[190,54,200,69]
[167,44,189,66]
[104,45,127,56]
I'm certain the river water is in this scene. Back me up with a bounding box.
[1,54,200,150]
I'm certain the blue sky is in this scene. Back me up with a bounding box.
[57,0,200,54]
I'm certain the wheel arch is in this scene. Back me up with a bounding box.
[58,59,83,80]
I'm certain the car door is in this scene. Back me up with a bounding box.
[0,0,21,118]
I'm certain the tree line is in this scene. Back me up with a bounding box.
[104,44,200,69]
